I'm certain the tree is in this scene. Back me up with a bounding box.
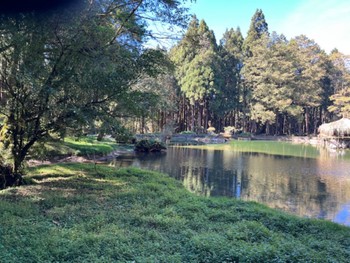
[171,17,219,132]
[214,27,244,129]
[242,9,269,56]
[241,9,269,132]
[243,33,298,134]
[289,35,327,134]
[0,0,192,185]
[327,49,350,118]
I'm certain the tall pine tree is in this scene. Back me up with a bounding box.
[242,9,269,132]
[289,35,327,134]
[328,49,350,118]
[214,27,244,129]
[171,17,219,131]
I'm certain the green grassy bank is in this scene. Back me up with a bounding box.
[1,164,349,262]
[29,136,120,160]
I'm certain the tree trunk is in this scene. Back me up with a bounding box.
[305,108,310,135]
[141,115,145,134]
[266,121,270,135]
[191,104,195,132]
[97,131,105,141]
[204,98,210,132]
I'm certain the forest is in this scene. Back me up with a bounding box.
[0,0,349,181]
[137,9,350,137]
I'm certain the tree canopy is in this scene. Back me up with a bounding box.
[0,0,192,184]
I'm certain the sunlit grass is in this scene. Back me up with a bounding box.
[186,140,323,159]
[29,136,119,161]
[63,136,116,156]
[1,164,349,262]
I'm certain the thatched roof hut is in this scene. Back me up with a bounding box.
[318,118,350,137]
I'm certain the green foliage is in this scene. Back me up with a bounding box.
[156,8,345,135]
[180,131,196,135]
[329,89,350,118]
[242,29,328,134]
[210,27,243,119]
[0,0,192,180]
[289,35,327,108]
[327,49,350,118]
[114,126,134,144]
[243,9,269,56]
[170,16,220,131]
[0,164,349,262]
[134,139,166,152]
[172,18,219,104]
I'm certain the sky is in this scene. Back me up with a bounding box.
[186,0,350,55]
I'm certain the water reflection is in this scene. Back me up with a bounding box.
[111,144,350,226]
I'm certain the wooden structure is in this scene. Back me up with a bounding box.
[318,118,350,149]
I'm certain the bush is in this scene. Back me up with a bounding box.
[134,139,166,152]
[114,126,134,143]
[0,163,12,189]
[0,163,23,189]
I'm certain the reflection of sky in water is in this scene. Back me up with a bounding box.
[334,202,350,226]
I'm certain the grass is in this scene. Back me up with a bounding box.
[63,137,117,156]
[187,140,323,159]
[0,164,349,262]
[29,136,121,160]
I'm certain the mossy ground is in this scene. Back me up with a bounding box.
[0,163,349,262]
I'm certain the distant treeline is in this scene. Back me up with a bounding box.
[128,9,350,136]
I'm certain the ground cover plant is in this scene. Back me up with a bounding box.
[0,164,349,262]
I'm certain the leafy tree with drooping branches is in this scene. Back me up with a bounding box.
[0,0,192,186]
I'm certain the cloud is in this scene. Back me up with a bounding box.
[278,0,350,54]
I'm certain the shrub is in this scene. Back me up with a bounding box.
[0,163,13,189]
[134,139,166,152]
[114,126,134,143]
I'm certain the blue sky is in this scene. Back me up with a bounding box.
[186,0,350,54]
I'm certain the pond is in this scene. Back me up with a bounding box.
[112,141,350,226]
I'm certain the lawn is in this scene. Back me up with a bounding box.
[0,163,349,262]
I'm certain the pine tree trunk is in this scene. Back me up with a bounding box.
[191,104,195,132]
[266,122,270,135]
[305,108,310,135]
[204,98,209,132]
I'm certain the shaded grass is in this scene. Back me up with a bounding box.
[29,136,119,160]
[0,164,349,262]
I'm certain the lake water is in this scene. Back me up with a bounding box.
[112,141,350,226]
